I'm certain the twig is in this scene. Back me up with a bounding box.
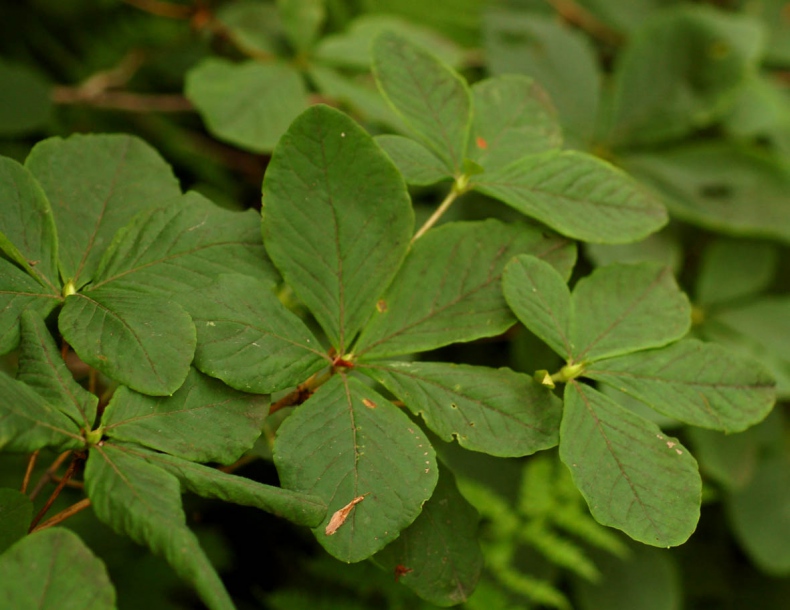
[218,453,260,474]
[31,499,92,533]
[122,0,194,19]
[51,475,85,490]
[545,0,624,45]
[29,456,80,531]
[20,451,39,494]
[412,187,462,243]
[52,87,194,112]
[269,370,333,415]
[28,450,71,501]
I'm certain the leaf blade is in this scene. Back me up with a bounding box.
[354,219,575,359]
[560,382,701,547]
[189,274,327,393]
[502,254,573,360]
[475,151,667,243]
[273,374,438,562]
[361,361,561,457]
[586,339,776,433]
[59,288,195,396]
[262,104,413,352]
[372,31,471,173]
[101,368,267,464]
[571,263,691,362]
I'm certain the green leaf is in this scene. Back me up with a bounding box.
[0,59,52,136]
[469,75,562,171]
[85,443,234,610]
[25,134,181,286]
[606,6,763,147]
[185,59,309,153]
[315,14,464,70]
[474,151,668,244]
[0,489,32,554]
[560,382,701,547]
[585,231,682,274]
[727,455,790,575]
[354,220,575,359]
[91,192,276,295]
[586,339,776,433]
[573,544,681,610]
[375,135,452,186]
[701,296,790,399]
[308,65,406,132]
[277,0,325,52]
[373,463,482,606]
[483,11,601,147]
[0,157,59,288]
[101,368,266,464]
[372,31,472,173]
[190,274,327,393]
[135,448,326,527]
[262,104,413,353]
[361,361,561,457]
[0,368,82,452]
[755,0,790,65]
[18,311,97,428]
[571,263,690,362]
[0,528,115,610]
[59,288,195,396]
[216,1,282,56]
[623,143,790,242]
[273,374,438,562]
[696,237,777,307]
[502,254,573,360]
[0,257,61,355]
[687,427,761,490]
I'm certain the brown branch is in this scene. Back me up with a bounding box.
[122,0,194,19]
[20,451,39,494]
[29,456,81,531]
[28,450,71,501]
[31,499,92,533]
[269,369,333,415]
[52,87,194,112]
[545,0,624,45]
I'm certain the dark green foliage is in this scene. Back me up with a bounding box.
[1,1,788,608]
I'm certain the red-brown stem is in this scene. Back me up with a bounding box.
[545,0,624,45]
[29,456,80,532]
[52,88,194,112]
[269,369,333,415]
[31,499,92,533]
[218,453,260,474]
[20,450,39,494]
[122,0,194,19]
[28,450,71,501]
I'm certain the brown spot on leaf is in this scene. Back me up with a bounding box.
[394,564,413,582]
[362,398,377,409]
[476,136,488,150]
[325,494,368,536]
[376,299,388,313]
